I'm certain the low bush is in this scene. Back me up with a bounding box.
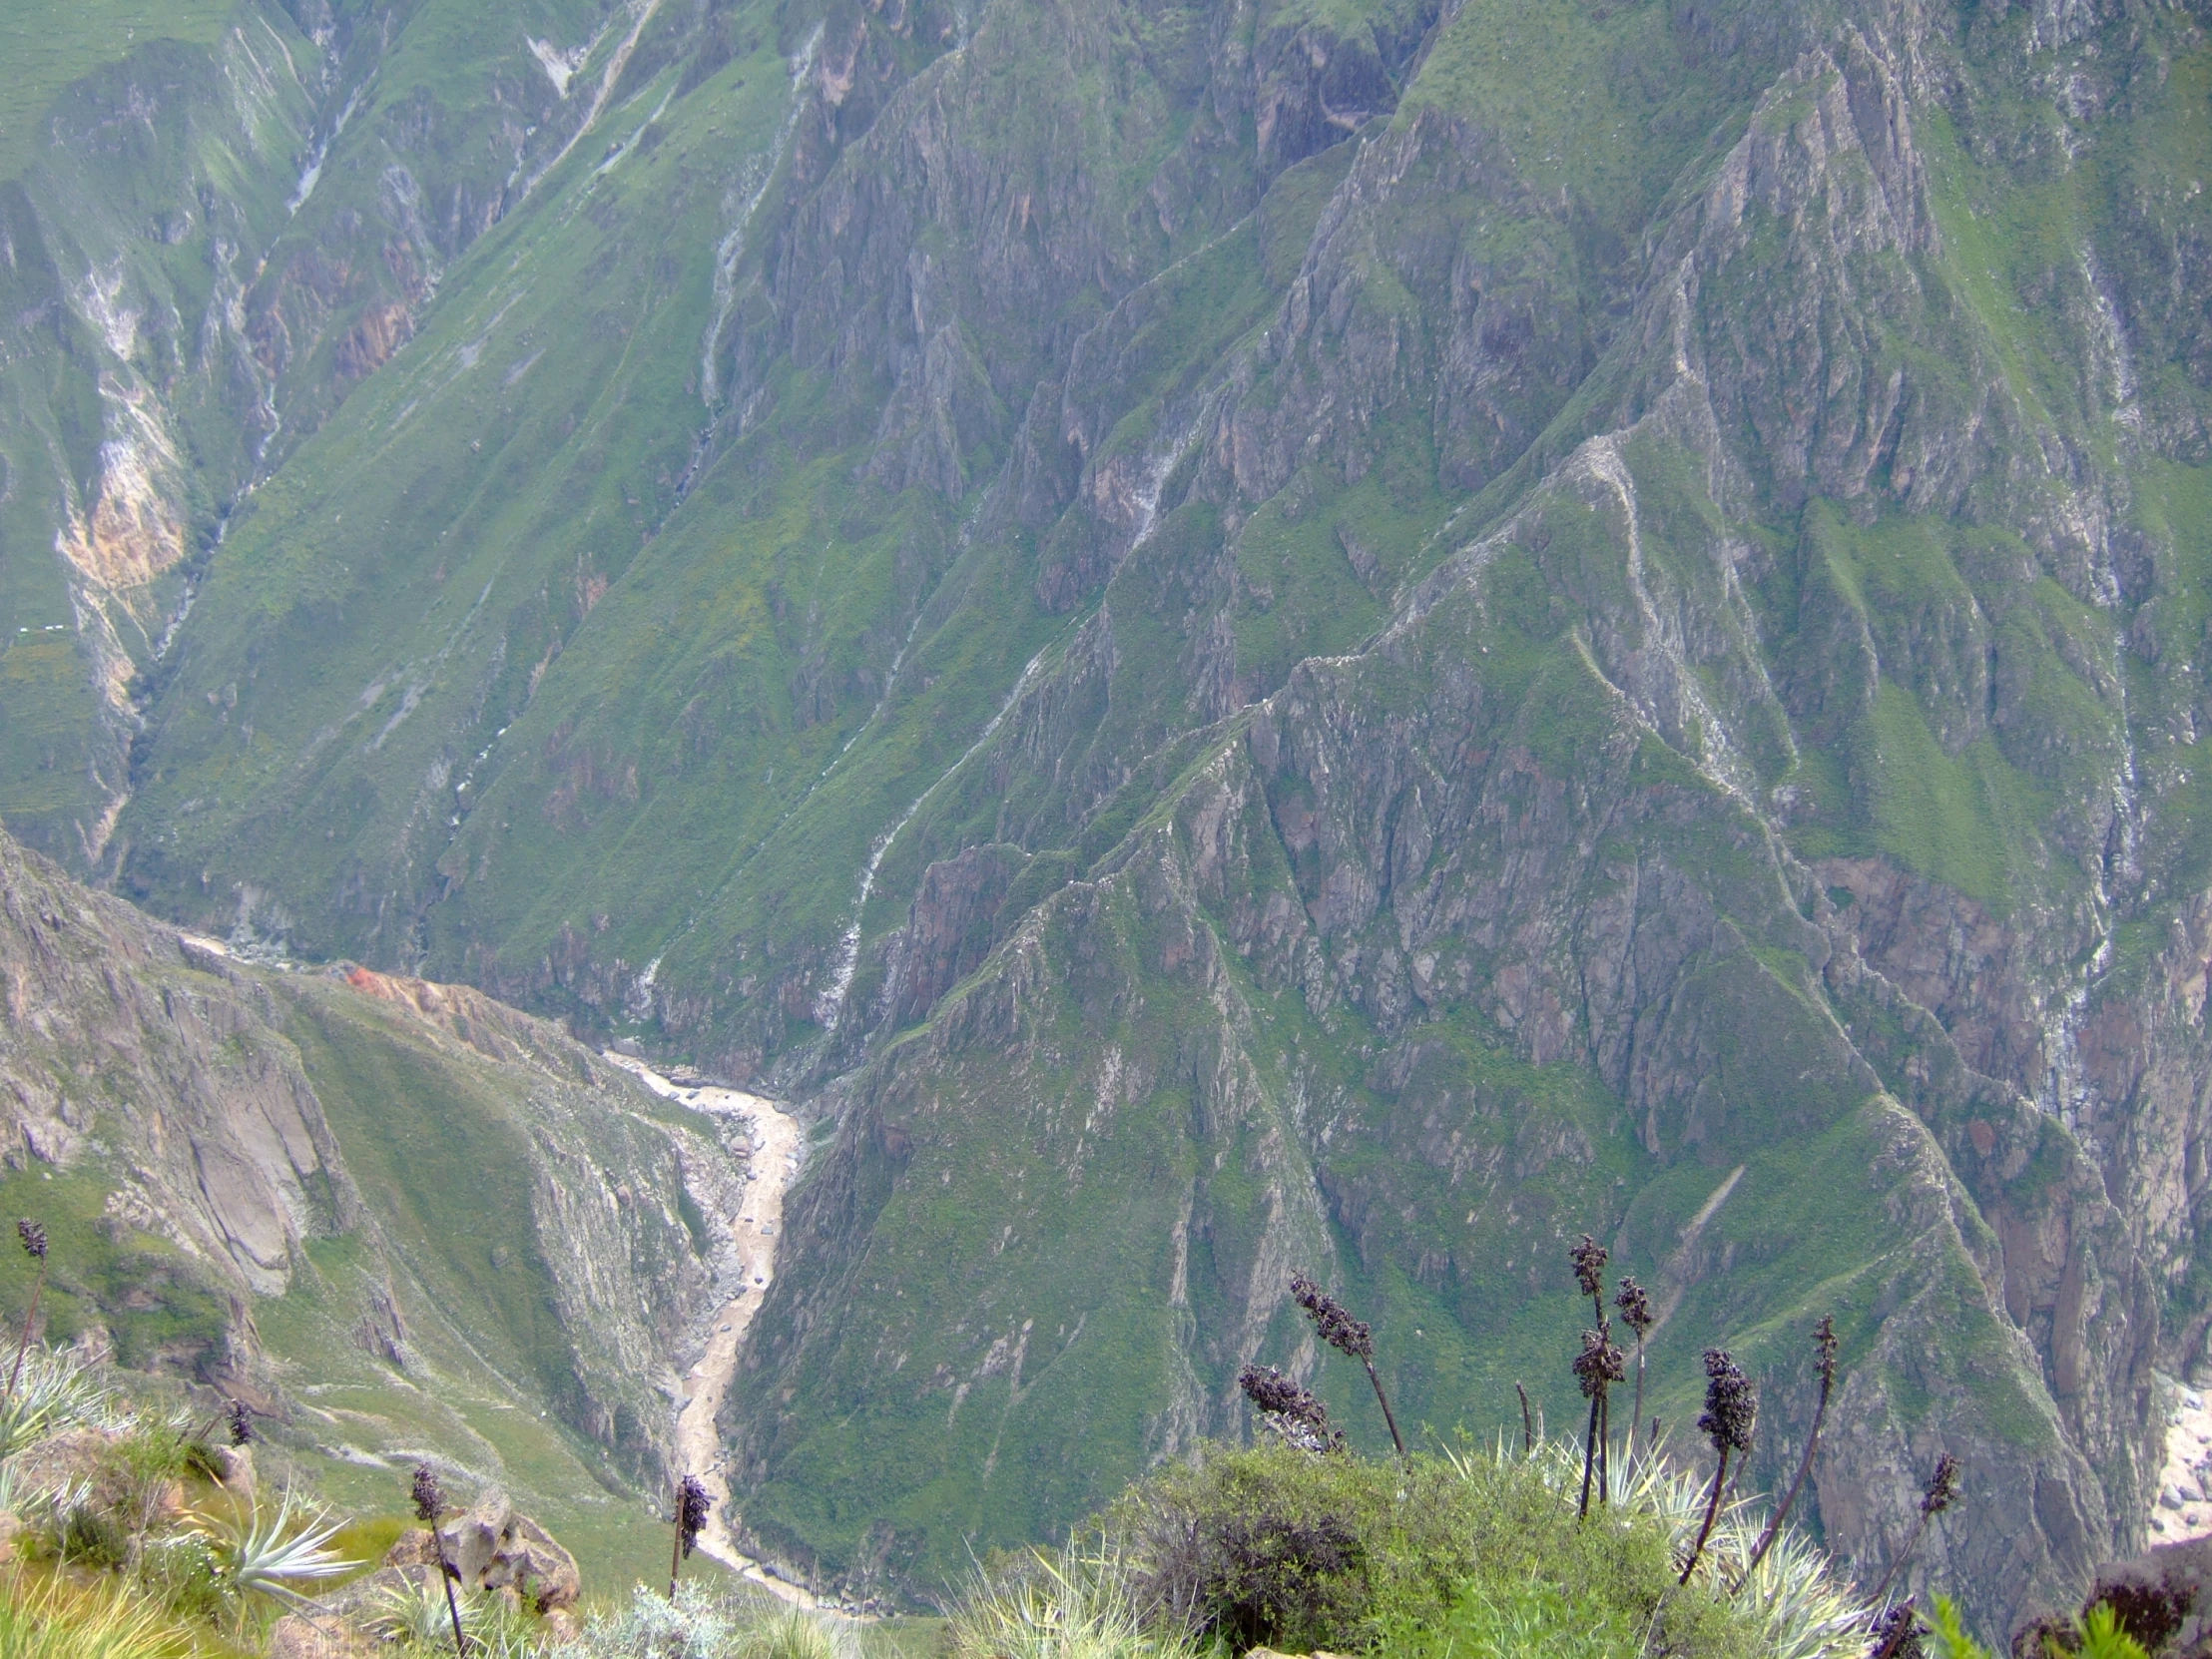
[946,1539,1198,1659]
[1100,1438,1754,1656]
[942,1431,1888,1659]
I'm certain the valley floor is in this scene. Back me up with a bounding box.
[605,1054,812,1605]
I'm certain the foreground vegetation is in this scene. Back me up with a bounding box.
[0,1227,2090,1657]
[0,1214,2168,1658]
[0,1309,1891,1659]
[954,1437,1863,1659]
[0,1340,2175,1659]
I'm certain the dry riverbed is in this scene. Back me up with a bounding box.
[605,1053,812,1605]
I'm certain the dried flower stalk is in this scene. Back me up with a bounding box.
[1239,1363,1345,1454]
[1743,1314,1837,1580]
[412,1465,471,1657]
[1614,1276,1653,1460]
[1573,1323,1626,1516]
[3,1220,48,1409]
[670,1474,712,1596]
[1289,1276,1405,1458]
[1679,1349,1756,1584]
[1870,1452,1961,1605]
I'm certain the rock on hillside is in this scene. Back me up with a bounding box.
[0,822,751,1560]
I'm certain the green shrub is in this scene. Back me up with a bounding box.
[1098,1439,1756,1656]
[2025,1600,2156,1659]
[1376,1573,1655,1659]
[60,1501,134,1571]
[134,1533,228,1625]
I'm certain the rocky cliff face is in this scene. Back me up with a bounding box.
[0,823,749,1561]
[12,0,2207,1634]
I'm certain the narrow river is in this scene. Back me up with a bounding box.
[604,1053,815,1606]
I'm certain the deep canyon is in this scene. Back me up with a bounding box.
[0,0,2210,1635]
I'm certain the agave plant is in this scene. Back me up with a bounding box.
[375,1578,542,1659]
[734,1606,850,1659]
[187,1492,359,1611]
[0,1342,121,1460]
[1712,1493,1880,1659]
[948,1534,1199,1659]
[550,1582,851,1659]
[373,1575,467,1648]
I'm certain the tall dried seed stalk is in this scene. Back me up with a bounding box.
[1743,1314,1838,1581]
[1289,1275,1406,1458]
[1566,1236,1617,1516]
[1572,1324,1626,1516]
[670,1474,712,1596]
[1679,1349,1756,1584]
[1870,1452,1961,1605]
[3,1220,47,1409]
[412,1465,470,1657]
[1614,1276,1654,1461]
[1239,1363,1345,1454]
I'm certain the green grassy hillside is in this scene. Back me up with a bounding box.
[0,2,239,179]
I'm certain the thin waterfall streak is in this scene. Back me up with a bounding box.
[701,25,821,405]
[815,649,1049,1028]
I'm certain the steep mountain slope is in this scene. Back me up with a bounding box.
[0,823,753,1584]
[4,0,2206,1633]
[0,0,678,869]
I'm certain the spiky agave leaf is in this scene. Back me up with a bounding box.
[1607,1441,1754,1545]
[735,1605,849,1659]
[0,1343,120,1460]
[948,1532,1200,1659]
[370,1575,459,1647]
[376,1577,543,1659]
[190,1493,359,1607]
[1712,1499,1880,1659]
[561,1583,852,1659]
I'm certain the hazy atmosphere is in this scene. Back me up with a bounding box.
[1,1,2210,1655]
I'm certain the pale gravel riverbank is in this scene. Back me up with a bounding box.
[605,1052,813,1606]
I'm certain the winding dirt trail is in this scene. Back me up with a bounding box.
[605,1053,813,1604]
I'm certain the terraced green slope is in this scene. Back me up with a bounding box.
[0,0,2207,1636]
